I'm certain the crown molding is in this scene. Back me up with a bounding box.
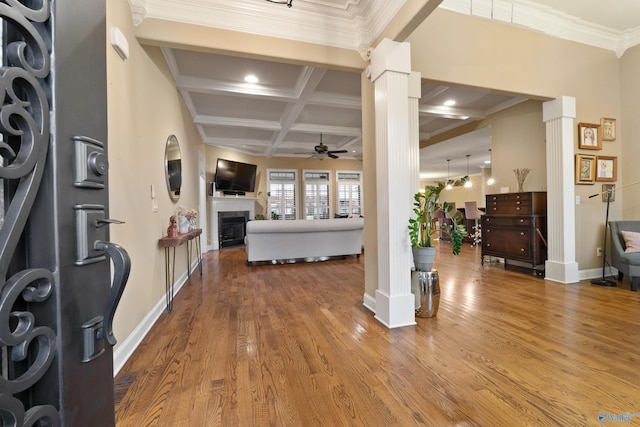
[439,0,640,57]
[128,0,407,50]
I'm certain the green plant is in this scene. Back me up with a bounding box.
[408,177,469,255]
[257,191,270,219]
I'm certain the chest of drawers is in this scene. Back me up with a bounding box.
[481,192,547,275]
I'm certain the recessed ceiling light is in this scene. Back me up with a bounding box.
[443,99,456,106]
[244,75,259,84]
[484,160,491,164]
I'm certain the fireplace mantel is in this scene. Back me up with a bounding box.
[208,196,256,250]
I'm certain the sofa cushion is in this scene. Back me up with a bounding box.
[621,230,640,253]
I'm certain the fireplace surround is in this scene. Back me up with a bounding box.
[208,196,256,250]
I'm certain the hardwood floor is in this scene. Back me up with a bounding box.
[115,243,640,426]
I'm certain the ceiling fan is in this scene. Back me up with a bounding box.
[295,134,348,159]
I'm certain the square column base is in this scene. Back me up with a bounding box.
[374,290,416,328]
[545,260,579,284]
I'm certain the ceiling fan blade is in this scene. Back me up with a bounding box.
[328,150,348,154]
[328,153,339,159]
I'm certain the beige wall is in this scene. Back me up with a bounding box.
[107,1,640,352]
[107,0,204,349]
[620,45,640,219]
[407,9,623,271]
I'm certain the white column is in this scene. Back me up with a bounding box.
[543,96,579,283]
[408,72,422,195]
[370,39,417,328]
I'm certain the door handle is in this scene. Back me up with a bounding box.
[94,241,130,346]
[81,240,130,362]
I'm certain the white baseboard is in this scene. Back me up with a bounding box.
[113,259,198,376]
[578,266,617,281]
[362,292,376,313]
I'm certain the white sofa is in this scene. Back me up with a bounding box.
[245,218,364,263]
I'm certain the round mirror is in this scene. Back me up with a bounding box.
[164,135,182,203]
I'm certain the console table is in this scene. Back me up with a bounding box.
[481,192,547,276]
[158,229,202,311]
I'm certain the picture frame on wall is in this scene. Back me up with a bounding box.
[578,122,601,150]
[601,117,616,141]
[575,153,596,184]
[596,155,617,182]
[602,184,616,202]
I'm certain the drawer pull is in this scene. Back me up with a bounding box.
[487,243,491,247]
[516,207,521,210]
[492,207,497,211]
[516,201,521,205]
[516,195,521,199]
[520,248,525,252]
[519,219,524,223]
[487,229,491,233]
[520,232,525,236]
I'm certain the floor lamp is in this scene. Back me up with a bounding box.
[588,180,640,286]
[589,187,616,287]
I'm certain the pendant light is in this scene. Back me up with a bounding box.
[446,159,452,190]
[487,148,495,186]
[266,0,293,7]
[464,154,472,188]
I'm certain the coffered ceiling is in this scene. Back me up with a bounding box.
[129,0,640,177]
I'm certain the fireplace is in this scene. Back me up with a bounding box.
[218,211,250,248]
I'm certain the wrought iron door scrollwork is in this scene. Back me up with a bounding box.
[0,0,58,425]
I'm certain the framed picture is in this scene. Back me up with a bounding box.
[601,117,616,141]
[575,153,596,184]
[596,155,617,182]
[602,184,616,202]
[578,122,601,150]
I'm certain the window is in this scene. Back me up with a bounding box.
[267,169,297,220]
[336,171,363,217]
[303,170,331,220]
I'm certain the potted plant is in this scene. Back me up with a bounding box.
[255,191,270,220]
[408,178,469,271]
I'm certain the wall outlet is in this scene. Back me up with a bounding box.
[597,247,602,256]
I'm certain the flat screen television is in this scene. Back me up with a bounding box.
[167,159,182,193]
[214,158,257,196]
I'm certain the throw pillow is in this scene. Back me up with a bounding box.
[621,230,640,253]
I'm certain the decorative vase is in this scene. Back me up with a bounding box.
[413,270,440,318]
[177,215,189,233]
[412,246,437,272]
[513,168,531,193]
